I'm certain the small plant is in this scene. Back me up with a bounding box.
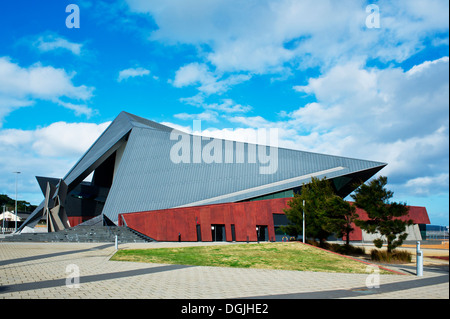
[306,239,324,247]
[370,249,412,263]
[373,238,383,249]
[329,244,366,256]
[305,240,365,256]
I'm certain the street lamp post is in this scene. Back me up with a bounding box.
[13,171,20,233]
[2,205,5,234]
[302,200,305,243]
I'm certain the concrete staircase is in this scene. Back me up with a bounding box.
[0,226,154,243]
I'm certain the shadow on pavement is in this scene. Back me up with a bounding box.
[243,274,449,299]
[0,244,114,267]
[0,264,191,294]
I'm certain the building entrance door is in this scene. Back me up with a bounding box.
[256,225,268,242]
[211,224,226,241]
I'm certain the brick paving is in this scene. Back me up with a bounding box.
[0,242,448,300]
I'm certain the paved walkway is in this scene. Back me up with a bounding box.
[0,242,448,299]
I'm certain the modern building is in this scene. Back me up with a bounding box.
[19,111,429,241]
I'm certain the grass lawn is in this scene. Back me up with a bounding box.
[110,242,392,274]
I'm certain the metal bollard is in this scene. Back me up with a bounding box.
[416,241,423,276]
[115,235,118,250]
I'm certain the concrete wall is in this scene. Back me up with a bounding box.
[361,224,423,242]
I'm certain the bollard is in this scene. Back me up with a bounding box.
[115,235,118,250]
[416,241,423,276]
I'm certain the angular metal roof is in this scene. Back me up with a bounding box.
[101,112,386,223]
[20,111,387,228]
[63,112,134,191]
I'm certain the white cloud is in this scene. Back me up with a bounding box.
[33,34,83,55]
[0,128,33,147]
[159,122,191,134]
[127,0,312,72]
[0,96,34,125]
[117,67,151,82]
[0,56,95,122]
[0,121,110,159]
[404,173,449,196]
[172,63,253,114]
[162,119,281,147]
[31,121,111,157]
[172,63,215,90]
[212,99,251,113]
[407,56,449,76]
[228,115,272,129]
[171,62,251,95]
[290,57,449,143]
[0,121,110,202]
[174,110,219,123]
[55,100,96,118]
[229,57,449,196]
[126,0,448,73]
[181,94,251,114]
[198,127,269,145]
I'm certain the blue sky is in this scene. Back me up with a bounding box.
[0,0,448,225]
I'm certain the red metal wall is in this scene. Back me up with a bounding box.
[119,198,291,242]
[345,203,430,241]
[68,216,94,227]
[118,198,430,242]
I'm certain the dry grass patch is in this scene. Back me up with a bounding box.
[111,242,392,274]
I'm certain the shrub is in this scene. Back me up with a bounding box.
[306,239,331,249]
[306,240,365,256]
[328,243,365,256]
[370,249,412,263]
[306,239,320,247]
[373,238,384,249]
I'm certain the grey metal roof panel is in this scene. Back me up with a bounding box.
[102,124,386,222]
[121,111,175,132]
[19,112,139,230]
[63,112,134,188]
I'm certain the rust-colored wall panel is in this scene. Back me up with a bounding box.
[68,216,83,227]
[120,197,288,242]
[119,198,429,242]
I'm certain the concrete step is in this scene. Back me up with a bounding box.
[0,226,154,243]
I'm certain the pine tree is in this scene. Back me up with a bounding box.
[351,176,412,253]
[281,177,335,245]
[324,196,358,246]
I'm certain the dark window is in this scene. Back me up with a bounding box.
[256,225,268,242]
[231,224,236,241]
[273,213,288,226]
[211,224,226,241]
[196,224,202,241]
